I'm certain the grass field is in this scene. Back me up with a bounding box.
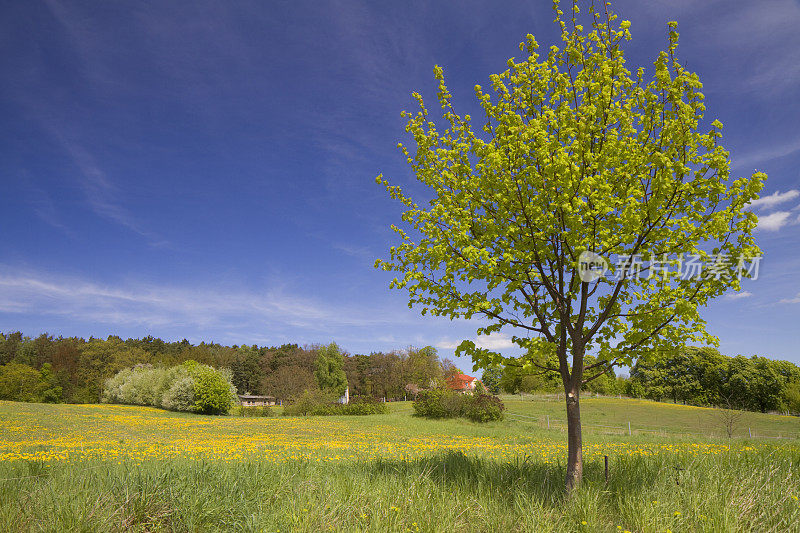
[501,395,799,439]
[1,399,798,532]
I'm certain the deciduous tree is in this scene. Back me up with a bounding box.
[314,343,348,397]
[376,0,762,490]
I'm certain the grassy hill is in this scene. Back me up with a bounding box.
[500,396,799,439]
[0,399,798,532]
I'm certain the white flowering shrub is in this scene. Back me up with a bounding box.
[161,374,196,412]
[102,361,237,414]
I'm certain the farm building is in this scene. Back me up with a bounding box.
[238,395,277,407]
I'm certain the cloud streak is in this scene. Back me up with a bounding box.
[745,190,800,211]
[435,332,517,352]
[733,136,800,169]
[779,292,800,304]
[0,266,396,337]
[725,291,753,300]
[58,139,154,237]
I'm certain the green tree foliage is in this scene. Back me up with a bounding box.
[629,347,800,413]
[0,362,62,403]
[581,355,616,395]
[405,346,441,387]
[785,382,800,415]
[0,332,23,365]
[314,343,348,396]
[480,367,503,395]
[73,338,151,402]
[499,350,563,394]
[375,1,763,489]
[187,362,237,415]
[262,365,316,403]
[345,353,373,396]
[0,363,41,401]
[344,348,445,400]
[230,345,263,395]
[37,363,63,403]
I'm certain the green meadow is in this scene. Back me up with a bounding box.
[0,399,798,532]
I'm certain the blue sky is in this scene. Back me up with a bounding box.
[1,0,799,371]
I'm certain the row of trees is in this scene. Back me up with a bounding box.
[479,346,800,415]
[0,331,459,404]
[628,347,800,413]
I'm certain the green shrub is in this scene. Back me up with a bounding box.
[464,393,505,422]
[441,391,467,417]
[282,389,338,416]
[413,389,504,422]
[161,375,195,412]
[283,390,388,416]
[341,396,388,415]
[188,363,237,415]
[413,389,452,418]
[103,365,188,408]
[413,389,466,418]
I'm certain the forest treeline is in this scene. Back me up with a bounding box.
[489,346,800,414]
[0,331,455,404]
[2,332,798,414]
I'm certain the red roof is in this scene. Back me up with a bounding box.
[446,374,477,390]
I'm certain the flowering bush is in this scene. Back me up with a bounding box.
[161,374,196,412]
[102,361,237,415]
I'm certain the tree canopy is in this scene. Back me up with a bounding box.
[314,342,349,397]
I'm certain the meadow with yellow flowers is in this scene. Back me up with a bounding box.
[0,399,798,532]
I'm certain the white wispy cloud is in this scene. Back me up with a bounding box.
[725,291,753,300]
[745,190,800,211]
[0,267,393,334]
[756,211,793,231]
[331,242,378,264]
[732,136,800,170]
[779,292,800,304]
[436,332,517,352]
[476,332,516,350]
[704,0,800,97]
[19,176,76,237]
[30,120,169,247]
[59,139,153,237]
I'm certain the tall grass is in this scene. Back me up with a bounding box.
[1,447,798,532]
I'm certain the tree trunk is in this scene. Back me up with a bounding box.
[565,385,583,491]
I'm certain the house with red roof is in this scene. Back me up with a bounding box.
[446,373,479,392]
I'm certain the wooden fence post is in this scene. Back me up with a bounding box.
[628,421,632,436]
